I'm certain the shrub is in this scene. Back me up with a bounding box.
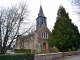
[49,47,59,53]
[14,49,31,54]
[68,48,72,52]
[31,50,35,54]
[0,54,34,60]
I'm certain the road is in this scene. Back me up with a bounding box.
[57,54,80,60]
[65,54,80,60]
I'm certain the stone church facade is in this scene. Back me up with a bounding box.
[16,5,51,53]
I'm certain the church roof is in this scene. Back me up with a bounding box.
[38,5,45,17]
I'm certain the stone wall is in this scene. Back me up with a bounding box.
[62,51,78,57]
[34,52,62,60]
[34,51,78,60]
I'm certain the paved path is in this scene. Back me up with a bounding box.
[57,54,80,60]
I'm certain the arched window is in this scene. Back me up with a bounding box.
[42,32,44,38]
[37,20,39,25]
[46,33,47,38]
[42,32,48,39]
[42,19,43,24]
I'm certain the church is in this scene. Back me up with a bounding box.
[15,5,51,53]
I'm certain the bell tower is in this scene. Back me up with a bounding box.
[36,5,47,30]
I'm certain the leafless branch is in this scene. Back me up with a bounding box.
[0,2,34,54]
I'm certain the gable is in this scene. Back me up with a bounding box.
[37,25,51,33]
[37,25,51,39]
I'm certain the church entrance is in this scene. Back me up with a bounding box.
[43,42,47,53]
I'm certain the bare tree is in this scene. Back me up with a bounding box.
[0,2,34,54]
[71,0,80,15]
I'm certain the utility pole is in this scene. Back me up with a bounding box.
[0,17,2,54]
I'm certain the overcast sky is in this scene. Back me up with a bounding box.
[0,0,80,32]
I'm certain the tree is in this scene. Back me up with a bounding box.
[0,2,34,54]
[72,0,80,15]
[70,0,80,48]
[48,5,80,52]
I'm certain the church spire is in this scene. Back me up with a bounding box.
[36,5,47,30]
[38,5,45,17]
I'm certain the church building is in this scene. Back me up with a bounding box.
[16,5,51,53]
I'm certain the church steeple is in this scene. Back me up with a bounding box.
[38,5,45,17]
[36,5,47,30]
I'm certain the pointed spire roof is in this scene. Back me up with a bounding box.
[38,5,45,17]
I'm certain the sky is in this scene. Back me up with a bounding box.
[0,0,80,32]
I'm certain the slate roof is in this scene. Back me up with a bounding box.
[38,5,45,17]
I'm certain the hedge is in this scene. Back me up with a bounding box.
[14,49,31,54]
[0,54,34,60]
